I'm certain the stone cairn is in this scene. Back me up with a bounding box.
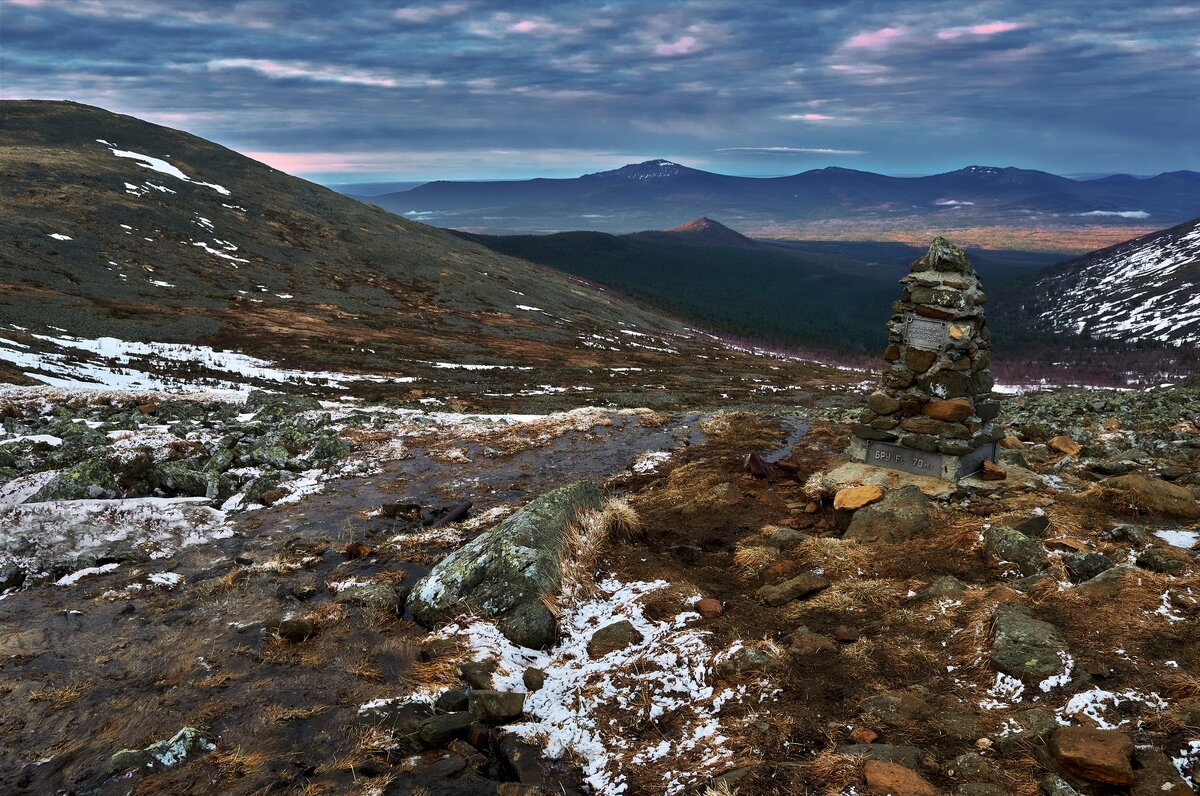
[849,237,1002,481]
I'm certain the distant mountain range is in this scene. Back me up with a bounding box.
[355,160,1200,249]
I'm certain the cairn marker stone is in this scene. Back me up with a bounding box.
[850,237,1001,481]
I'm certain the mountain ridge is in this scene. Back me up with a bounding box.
[358,159,1200,247]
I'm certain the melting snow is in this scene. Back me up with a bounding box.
[47,233,73,241]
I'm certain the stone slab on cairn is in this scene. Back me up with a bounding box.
[849,237,1003,481]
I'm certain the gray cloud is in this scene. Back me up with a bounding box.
[1,0,1196,180]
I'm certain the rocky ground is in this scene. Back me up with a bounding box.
[1,383,1198,795]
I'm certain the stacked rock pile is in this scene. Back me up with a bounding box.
[849,237,1003,480]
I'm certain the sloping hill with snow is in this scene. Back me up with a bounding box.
[1030,218,1200,347]
[0,101,844,407]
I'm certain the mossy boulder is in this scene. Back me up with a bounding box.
[30,457,118,501]
[408,480,601,648]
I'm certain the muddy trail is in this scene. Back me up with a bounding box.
[2,389,1199,796]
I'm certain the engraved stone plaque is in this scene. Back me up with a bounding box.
[956,441,998,479]
[905,317,947,351]
[865,441,942,477]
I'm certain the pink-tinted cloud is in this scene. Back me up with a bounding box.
[510,20,539,33]
[937,21,1021,40]
[844,26,905,50]
[656,36,699,56]
[393,4,467,24]
[788,113,834,121]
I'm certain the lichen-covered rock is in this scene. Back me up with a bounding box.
[108,727,215,774]
[984,526,1048,575]
[989,604,1069,682]
[30,457,118,501]
[844,486,930,543]
[408,481,601,647]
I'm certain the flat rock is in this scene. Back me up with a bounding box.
[837,743,923,767]
[1048,726,1134,785]
[844,486,930,543]
[1049,435,1083,457]
[990,604,1069,682]
[834,484,885,510]
[822,461,956,499]
[419,712,474,745]
[790,627,837,655]
[1107,474,1200,518]
[923,398,973,422]
[863,759,939,796]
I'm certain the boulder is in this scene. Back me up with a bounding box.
[408,481,601,648]
[990,604,1069,682]
[468,690,526,724]
[418,712,473,746]
[844,486,930,543]
[1048,726,1134,785]
[586,620,643,658]
[984,526,1048,575]
[333,583,409,615]
[756,572,830,607]
[1131,746,1195,795]
[1106,474,1200,519]
[31,457,118,501]
[1063,552,1112,583]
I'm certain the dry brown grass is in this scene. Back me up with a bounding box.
[263,704,328,723]
[212,747,272,781]
[196,671,240,689]
[28,681,90,707]
[803,749,865,796]
[599,496,644,542]
[786,578,899,618]
[792,537,870,579]
[344,658,384,682]
[732,542,775,571]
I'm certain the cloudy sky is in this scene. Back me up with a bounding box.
[3,0,1197,182]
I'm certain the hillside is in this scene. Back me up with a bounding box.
[358,161,1200,250]
[1026,218,1200,347]
[0,101,847,409]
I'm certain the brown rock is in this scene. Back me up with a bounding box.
[696,598,723,619]
[883,343,901,362]
[905,348,938,373]
[137,402,157,415]
[863,759,939,796]
[867,392,902,416]
[980,461,1007,481]
[900,416,945,435]
[901,399,923,417]
[834,485,885,511]
[804,501,820,514]
[1103,417,1121,432]
[998,436,1025,450]
[763,559,802,584]
[790,627,837,655]
[1048,726,1134,785]
[848,726,878,744]
[1106,474,1200,519]
[259,488,286,506]
[586,620,644,658]
[343,541,372,558]
[834,625,860,642]
[923,398,973,422]
[1131,747,1195,795]
[1048,435,1083,457]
